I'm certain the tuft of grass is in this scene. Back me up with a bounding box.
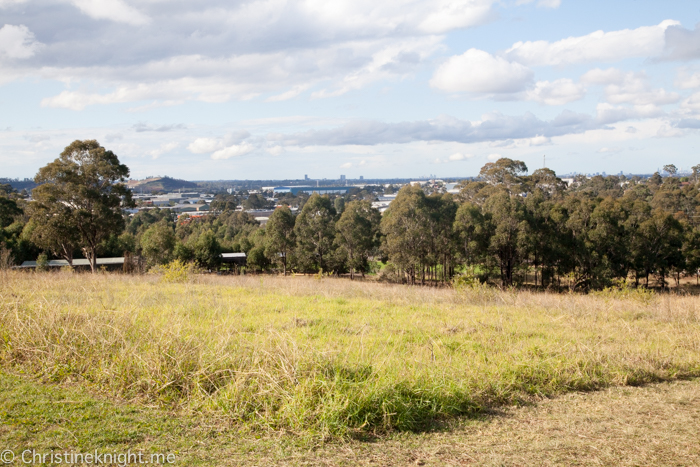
[1,270,700,440]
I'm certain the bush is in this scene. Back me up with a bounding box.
[593,278,656,304]
[150,259,196,283]
[377,263,402,283]
[36,253,49,272]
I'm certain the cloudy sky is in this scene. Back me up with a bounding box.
[1,0,699,180]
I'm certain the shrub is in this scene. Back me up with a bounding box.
[36,253,49,272]
[593,278,656,304]
[150,259,195,283]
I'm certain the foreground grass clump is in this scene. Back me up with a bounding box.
[1,271,700,440]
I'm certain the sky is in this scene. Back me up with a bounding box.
[1,0,700,181]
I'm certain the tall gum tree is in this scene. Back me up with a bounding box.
[31,140,132,273]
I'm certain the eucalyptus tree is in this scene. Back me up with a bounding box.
[335,200,381,279]
[482,191,528,287]
[293,194,337,273]
[478,158,528,192]
[453,201,489,271]
[425,193,457,282]
[140,218,177,266]
[30,140,132,272]
[381,185,430,285]
[264,206,296,275]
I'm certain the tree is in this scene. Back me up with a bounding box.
[293,194,336,272]
[454,202,488,268]
[380,185,430,285]
[479,158,528,192]
[264,206,296,275]
[30,140,132,273]
[335,200,381,279]
[140,219,177,266]
[692,164,700,183]
[663,164,678,176]
[527,168,567,199]
[483,191,528,287]
[193,230,222,270]
[0,191,21,229]
[243,193,267,210]
[210,193,239,212]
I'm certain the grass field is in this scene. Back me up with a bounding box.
[1,270,700,458]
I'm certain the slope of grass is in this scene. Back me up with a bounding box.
[2,271,700,440]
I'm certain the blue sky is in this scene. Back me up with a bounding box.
[1,0,699,180]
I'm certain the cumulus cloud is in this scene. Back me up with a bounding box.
[515,0,561,8]
[0,0,501,108]
[525,79,585,105]
[448,153,472,161]
[680,92,700,112]
[661,23,700,61]
[71,0,150,26]
[528,135,551,146]
[675,69,700,89]
[487,153,501,161]
[148,142,178,159]
[430,49,533,94]
[267,145,284,156]
[211,142,255,160]
[505,20,679,66]
[595,103,664,125]
[188,138,223,154]
[582,68,680,106]
[340,162,352,169]
[0,24,41,59]
[188,130,255,159]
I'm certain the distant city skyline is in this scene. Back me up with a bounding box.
[1,0,699,180]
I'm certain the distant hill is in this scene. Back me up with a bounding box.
[127,176,199,192]
[0,178,37,192]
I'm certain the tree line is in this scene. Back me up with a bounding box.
[1,140,699,290]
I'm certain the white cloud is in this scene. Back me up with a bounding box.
[515,0,561,8]
[71,0,150,26]
[680,92,700,112]
[582,68,680,106]
[505,20,680,66]
[676,69,700,89]
[525,79,585,105]
[487,153,501,160]
[267,145,284,156]
[528,135,551,146]
[0,24,41,59]
[415,0,495,34]
[595,103,664,125]
[148,142,179,160]
[188,138,223,154]
[430,48,533,94]
[340,162,352,168]
[211,142,255,160]
[448,152,472,161]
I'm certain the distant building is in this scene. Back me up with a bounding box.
[304,174,309,180]
[359,175,363,180]
[16,257,125,270]
[273,186,350,195]
[340,175,346,182]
